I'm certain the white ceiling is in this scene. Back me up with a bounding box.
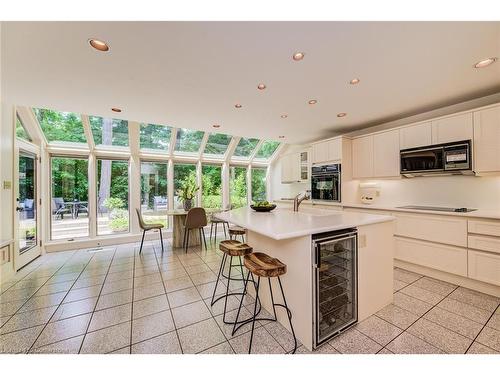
[2,21,500,144]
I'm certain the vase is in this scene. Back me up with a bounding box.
[183,199,192,211]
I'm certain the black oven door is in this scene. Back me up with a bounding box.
[400,147,444,173]
[311,174,340,201]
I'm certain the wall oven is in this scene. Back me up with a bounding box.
[311,164,341,202]
[312,228,358,348]
[400,140,472,177]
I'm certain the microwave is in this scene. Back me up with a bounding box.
[400,140,473,177]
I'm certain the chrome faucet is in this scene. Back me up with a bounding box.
[293,190,311,212]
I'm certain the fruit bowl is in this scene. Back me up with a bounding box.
[250,204,277,212]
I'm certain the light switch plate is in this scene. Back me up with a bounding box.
[3,181,11,189]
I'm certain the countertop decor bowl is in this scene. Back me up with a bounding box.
[250,204,277,212]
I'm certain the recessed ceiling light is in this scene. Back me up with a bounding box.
[235,103,242,108]
[279,135,285,139]
[349,78,360,85]
[308,100,317,105]
[474,57,497,68]
[111,108,122,113]
[257,83,266,90]
[292,52,305,61]
[281,114,288,118]
[88,38,109,52]
[212,124,221,128]
[337,112,347,118]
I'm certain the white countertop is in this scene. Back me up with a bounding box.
[342,203,500,220]
[214,207,394,240]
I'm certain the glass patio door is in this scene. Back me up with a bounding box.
[15,152,41,269]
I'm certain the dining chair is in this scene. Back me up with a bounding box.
[136,208,164,254]
[183,207,208,253]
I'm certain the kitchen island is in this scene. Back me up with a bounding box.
[215,206,395,351]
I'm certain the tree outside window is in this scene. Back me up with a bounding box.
[202,165,222,209]
[230,166,248,208]
[251,167,267,202]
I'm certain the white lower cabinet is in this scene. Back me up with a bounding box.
[468,235,500,255]
[395,237,467,277]
[468,250,500,286]
[394,212,467,247]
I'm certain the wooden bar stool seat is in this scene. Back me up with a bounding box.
[220,240,253,257]
[243,252,286,278]
[229,226,246,242]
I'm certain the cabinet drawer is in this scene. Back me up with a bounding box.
[468,219,500,237]
[468,235,500,255]
[394,212,467,247]
[395,237,467,276]
[468,250,500,286]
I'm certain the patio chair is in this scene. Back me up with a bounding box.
[153,196,168,211]
[23,199,35,219]
[136,208,164,254]
[52,197,70,220]
[76,201,88,218]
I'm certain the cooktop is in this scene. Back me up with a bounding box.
[397,205,477,213]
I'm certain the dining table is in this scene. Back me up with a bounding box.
[167,208,221,248]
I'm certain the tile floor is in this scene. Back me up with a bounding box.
[1,237,499,354]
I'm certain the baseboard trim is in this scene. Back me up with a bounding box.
[395,259,500,298]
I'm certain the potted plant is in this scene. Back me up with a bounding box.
[177,180,199,211]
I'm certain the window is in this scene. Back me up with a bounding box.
[174,163,197,209]
[51,157,89,240]
[140,162,168,228]
[89,116,129,147]
[202,165,222,209]
[97,159,129,235]
[233,137,260,158]
[255,140,280,159]
[251,167,267,202]
[34,108,87,144]
[16,115,31,141]
[229,166,247,208]
[174,128,204,153]
[203,133,232,157]
[140,124,172,152]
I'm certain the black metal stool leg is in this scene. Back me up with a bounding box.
[277,276,297,354]
[211,253,227,306]
[232,270,251,336]
[159,229,164,253]
[185,229,190,253]
[248,276,261,354]
[139,230,146,254]
[222,255,233,323]
[210,222,214,241]
[223,222,227,238]
[268,278,278,320]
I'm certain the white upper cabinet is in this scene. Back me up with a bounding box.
[473,106,500,174]
[280,152,302,183]
[431,113,473,144]
[352,136,373,179]
[373,130,400,177]
[399,122,432,149]
[311,138,342,165]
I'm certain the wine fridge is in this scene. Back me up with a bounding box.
[312,228,358,348]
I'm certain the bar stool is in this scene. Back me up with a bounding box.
[229,226,246,242]
[209,215,229,242]
[232,252,297,354]
[210,240,259,324]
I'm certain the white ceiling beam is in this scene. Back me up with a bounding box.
[80,114,95,152]
[225,136,240,164]
[168,127,178,157]
[198,132,210,159]
[248,139,265,164]
[17,106,45,145]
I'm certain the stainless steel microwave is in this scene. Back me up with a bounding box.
[400,140,473,177]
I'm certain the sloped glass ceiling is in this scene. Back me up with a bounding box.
[16,114,31,141]
[89,116,129,147]
[255,140,280,159]
[34,108,87,144]
[30,107,280,162]
[175,128,205,153]
[140,123,172,151]
[204,133,232,157]
[233,137,260,158]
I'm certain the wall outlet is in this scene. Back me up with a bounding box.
[3,181,11,189]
